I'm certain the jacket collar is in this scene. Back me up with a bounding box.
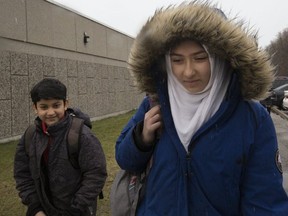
[34,113,70,136]
[157,71,241,154]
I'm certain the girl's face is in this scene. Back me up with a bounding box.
[170,40,211,93]
[33,99,68,126]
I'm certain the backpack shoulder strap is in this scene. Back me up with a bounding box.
[24,124,36,156]
[67,117,84,169]
[67,116,105,199]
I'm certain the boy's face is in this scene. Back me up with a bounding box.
[33,99,68,126]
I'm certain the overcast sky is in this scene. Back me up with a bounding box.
[51,0,287,48]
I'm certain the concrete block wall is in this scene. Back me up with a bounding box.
[0,49,143,142]
[0,0,144,143]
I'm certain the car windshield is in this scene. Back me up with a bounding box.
[274,84,288,91]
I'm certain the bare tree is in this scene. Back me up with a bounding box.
[266,28,288,77]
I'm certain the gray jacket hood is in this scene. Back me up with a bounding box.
[128,1,274,100]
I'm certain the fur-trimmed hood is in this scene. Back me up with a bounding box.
[128,1,274,100]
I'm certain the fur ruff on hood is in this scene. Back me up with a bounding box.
[128,1,274,100]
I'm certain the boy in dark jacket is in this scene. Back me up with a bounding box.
[14,78,107,216]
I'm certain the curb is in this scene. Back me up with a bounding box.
[271,106,288,121]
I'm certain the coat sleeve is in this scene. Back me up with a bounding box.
[115,97,154,172]
[72,127,107,210]
[14,136,44,214]
[241,107,288,214]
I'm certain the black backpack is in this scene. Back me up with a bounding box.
[23,108,104,199]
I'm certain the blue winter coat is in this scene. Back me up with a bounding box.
[116,74,288,215]
[117,2,288,215]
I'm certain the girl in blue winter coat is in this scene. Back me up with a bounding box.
[115,1,288,215]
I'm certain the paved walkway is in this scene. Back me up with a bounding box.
[271,112,288,192]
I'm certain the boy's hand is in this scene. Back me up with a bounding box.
[142,105,162,145]
[35,211,46,216]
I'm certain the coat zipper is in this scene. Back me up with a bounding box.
[186,149,192,179]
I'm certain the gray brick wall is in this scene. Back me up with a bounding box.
[0,0,144,143]
[0,50,143,143]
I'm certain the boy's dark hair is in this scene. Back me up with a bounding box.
[30,78,67,104]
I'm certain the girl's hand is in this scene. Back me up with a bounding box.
[142,105,162,145]
[35,211,46,216]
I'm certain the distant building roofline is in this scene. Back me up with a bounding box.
[46,0,134,39]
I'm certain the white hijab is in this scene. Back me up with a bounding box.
[167,47,231,152]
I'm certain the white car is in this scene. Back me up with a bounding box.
[283,90,288,110]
